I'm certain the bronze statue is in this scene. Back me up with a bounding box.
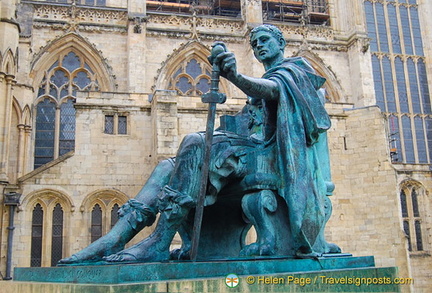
[59,24,340,265]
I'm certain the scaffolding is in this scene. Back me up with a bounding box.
[262,0,330,25]
[146,0,241,17]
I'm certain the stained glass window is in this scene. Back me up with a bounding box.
[111,204,120,229]
[51,204,64,266]
[399,184,425,252]
[403,220,412,251]
[31,204,44,267]
[91,204,103,243]
[365,0,432,164]
[59,99,76,156]
[118,116,127,135]
[415,220,423,251]
[34,51,99,169]
[34,99,56,169]
[400,190,408,217]
[171,58,211,96]
[104,115,114,134]
[104,114,127,135]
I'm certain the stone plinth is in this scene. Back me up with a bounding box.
[7,266,401,293]
[14,255,373,284]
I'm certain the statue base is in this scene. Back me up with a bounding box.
[9,256,401,292]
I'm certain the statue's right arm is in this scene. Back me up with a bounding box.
[213,51,279,101]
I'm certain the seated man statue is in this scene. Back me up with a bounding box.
[60,24,340,264]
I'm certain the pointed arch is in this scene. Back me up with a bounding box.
[23,188,73,267]
[81,188,129,212]
[12,97,23,125]
[22,105,32,126]
[155,41,229,96]
[81,189,128,241]
[30,33,115,92]
[398,178,428,252]
[22,188,75,213]
[296,50,343,103]
[2,48,16,75]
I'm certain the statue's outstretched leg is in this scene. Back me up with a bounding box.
[240,190,277,256]
[58,159,174,264]
[104,186,194,262]
[104,133,204,263]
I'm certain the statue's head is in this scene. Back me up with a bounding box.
[249,24,286,66]
[249,24,286,52]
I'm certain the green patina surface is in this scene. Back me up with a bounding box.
[15,256,373,284]
[6,266,401,293]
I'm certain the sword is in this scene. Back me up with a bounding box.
[190,43,227,261]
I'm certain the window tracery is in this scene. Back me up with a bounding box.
[34,51,100,169]
[364,0,432,164]
[168,57,211,96]
[399,182,426,253]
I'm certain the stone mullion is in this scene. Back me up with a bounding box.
[54,106,61,160]
[24,126,32,176]
[113,113,119,135]
[419,114,431,164]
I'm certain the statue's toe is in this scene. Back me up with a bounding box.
[58,254,79,264]
[104,252,138,263]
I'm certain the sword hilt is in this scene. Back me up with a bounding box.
[202,43,227,104]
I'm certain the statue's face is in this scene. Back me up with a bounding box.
[250,30,283,64]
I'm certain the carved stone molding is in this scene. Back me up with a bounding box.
[32,3,128,32]
[147,13,246,40]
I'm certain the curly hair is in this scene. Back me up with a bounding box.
[249,24,285,48]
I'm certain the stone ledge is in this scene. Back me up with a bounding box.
[14,255,374,284]
[7,265,401,293]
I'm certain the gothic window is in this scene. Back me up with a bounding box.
[262,0,330,25]
[91,204,103,243]
[364,0,432,164]
[104,113,128,135]
[169,58,211,96]
[400,183,425,252]
[34,51,99,169]
[31,204,44,267]
[51,204,64,266]
[111,203,120,229]
[88,200,123,242]
[34,99,56,168]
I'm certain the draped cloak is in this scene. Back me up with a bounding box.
[263,57,331,253]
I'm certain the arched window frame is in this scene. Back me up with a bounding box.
[81,189,128,245]
[33,50,101,169]
[399,181,428,254]
[155,42,230,98]
[31,33,115,169]
[23,189,74,267]
[168,57,212,96]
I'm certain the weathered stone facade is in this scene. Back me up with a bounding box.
[0,0,431,291]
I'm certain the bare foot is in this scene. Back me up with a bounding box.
[104,235,170,263]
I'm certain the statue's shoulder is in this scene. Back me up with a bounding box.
[283,57,315,73]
